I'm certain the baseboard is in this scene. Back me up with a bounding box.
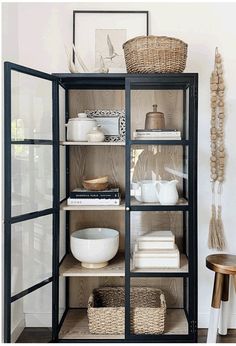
[25,313,51,327]
[11,318,25,343]
[198,313,236,328]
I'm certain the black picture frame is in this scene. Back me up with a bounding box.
[72,10,149,70]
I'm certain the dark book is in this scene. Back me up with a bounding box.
[69,187,120,199]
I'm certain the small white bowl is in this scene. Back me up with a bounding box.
[70,228,119,269]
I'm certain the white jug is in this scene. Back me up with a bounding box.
[156,180,179,205]
[132,180,159,203]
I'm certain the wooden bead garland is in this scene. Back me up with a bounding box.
[208,47,226,250]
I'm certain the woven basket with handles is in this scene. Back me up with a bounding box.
[123,35,188,73]
[87,286,166,335]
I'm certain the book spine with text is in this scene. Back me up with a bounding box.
[134,131,181,138]
[134,137,181,141]
[67,198,121,206]
[69,192,120,199]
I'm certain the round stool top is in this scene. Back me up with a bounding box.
[206,254,236,275]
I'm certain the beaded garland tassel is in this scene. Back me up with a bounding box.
[208,47,226,250]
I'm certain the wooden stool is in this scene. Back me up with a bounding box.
[206,254,236,343]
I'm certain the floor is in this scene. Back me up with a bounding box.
[16,328,236,343]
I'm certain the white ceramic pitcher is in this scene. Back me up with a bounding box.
[132,180,159,203]
[156,180,179,205]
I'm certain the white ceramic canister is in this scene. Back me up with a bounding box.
[87,125,105,142]
[65,113,97,142]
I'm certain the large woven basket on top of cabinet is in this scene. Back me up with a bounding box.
[123,36,188,73]
[88,287,166,335]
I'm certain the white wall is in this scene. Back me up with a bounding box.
[2,1,236,328]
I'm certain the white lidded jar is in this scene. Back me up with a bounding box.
[65,113,97,142]
[87,125,105,142]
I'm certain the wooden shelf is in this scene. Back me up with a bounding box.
[60,253,188,277]
[60,141,125,146]
[60,253,125,277]
[59,308,188,340]
[131,197,188,207]
[59,309,124,340]
[130,254,189,275]
[130,197,189,211]
[60,200,125,211]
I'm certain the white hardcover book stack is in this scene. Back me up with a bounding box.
[133,129,181,140]
[133,230,180,269]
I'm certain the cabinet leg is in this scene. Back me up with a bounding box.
[219,274,229,336]
[207,272,224,343]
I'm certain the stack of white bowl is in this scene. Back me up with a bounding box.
[133,230,180,269]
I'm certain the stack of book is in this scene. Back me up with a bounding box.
[133,230,180,269]
[133,129,181,140]
[67,188,121,206]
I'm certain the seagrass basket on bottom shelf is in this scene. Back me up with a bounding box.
[123,35,188,73]
[87,286,166,335]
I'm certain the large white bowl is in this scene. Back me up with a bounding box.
[70,228,119,269]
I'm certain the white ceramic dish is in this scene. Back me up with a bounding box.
[70,228,119,269]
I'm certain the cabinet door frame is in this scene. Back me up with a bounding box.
[4,62,60,342]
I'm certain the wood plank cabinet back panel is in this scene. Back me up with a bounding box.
[69,146,125,196]
[69,277,183,308]
[132,145,184,195]
[130,90,183,136]
[69,90,125,116]
[69,210,125,250]
[131,211,183,253]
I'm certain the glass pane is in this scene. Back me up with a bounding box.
[59,85,66,141]
[130,89,185,140]
[11,215,52,296]
[60,146,66,201]
[130,211,188,273]
[12,144,53,217]
[130,277,188,335]
[11,71,52,140]
[11,283,52,342]
[60,210,66,262]
[11,299,24,342]
[130,145,188,205]
[59,277,66,323]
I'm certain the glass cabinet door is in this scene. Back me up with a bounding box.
[125,76,197,341]
[4,63,60,342]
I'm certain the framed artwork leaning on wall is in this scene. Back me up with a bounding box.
[73,10,149,73]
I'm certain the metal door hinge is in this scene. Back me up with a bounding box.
[190,320,197,333]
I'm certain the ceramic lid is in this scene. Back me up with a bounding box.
[69,113,96,122]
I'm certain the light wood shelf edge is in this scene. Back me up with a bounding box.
[60,253,188,277]
[131,197,189,207]
[60,141,125,146]
[60,253,125,277]
[59,308,188,339]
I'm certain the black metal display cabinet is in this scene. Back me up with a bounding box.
[4,62,198,343]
